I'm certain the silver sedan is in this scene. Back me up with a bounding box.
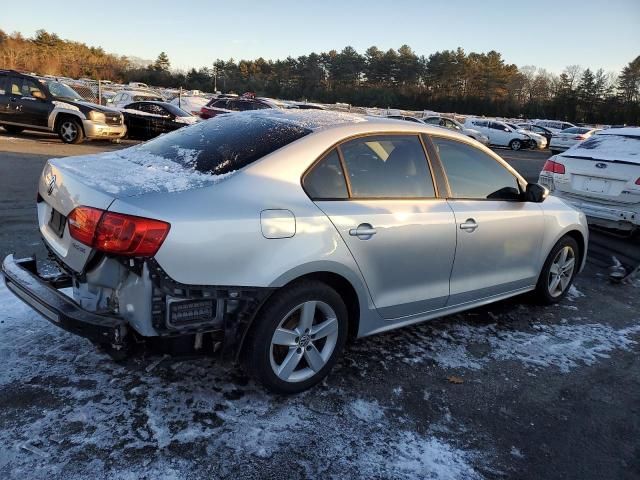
[2,110,588,393]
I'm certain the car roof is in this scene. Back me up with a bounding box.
[128,100,172,107]
[226,110,494,143]
[597,127,640,137]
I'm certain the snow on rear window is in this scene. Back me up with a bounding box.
[136,112,312,175]
[568,134,640,163]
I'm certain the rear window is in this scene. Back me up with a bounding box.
[136,113,311,175]
[567,134,640,162]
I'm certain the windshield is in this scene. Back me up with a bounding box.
[135,112,312,175]
[45,81,84,101]
[162,103,193,117]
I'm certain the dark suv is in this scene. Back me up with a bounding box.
[0,70,126,143]
[199,96,282,119]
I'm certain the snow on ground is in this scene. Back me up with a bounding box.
[354,307,640,374]
[0,282,484,479]
[1,278,639,479]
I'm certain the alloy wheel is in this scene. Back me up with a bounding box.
[547,246,576,297]
[269,300,339,383]
[61,121,78,142]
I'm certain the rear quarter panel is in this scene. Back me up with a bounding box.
[107,130,382,328]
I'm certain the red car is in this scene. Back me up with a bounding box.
[200,95,282,119]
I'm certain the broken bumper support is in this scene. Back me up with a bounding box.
[1,254,127,347]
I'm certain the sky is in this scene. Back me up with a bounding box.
[3,0,639,74]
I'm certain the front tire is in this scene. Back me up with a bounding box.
[2,125,24,134]
[244,280,348,394]
[509,139,523,150]
[534,236,579,304]
[57,118,84,144]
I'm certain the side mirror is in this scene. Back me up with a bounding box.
[525,183,549,203]
[32,91,46,100]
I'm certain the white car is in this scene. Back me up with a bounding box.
[169,95,210,116]
[109,90,164,109]
[549,127,600,154]
[539,127,640,232]
[506,123,547,149]
[421,116,490,145]
[464,118,530,150]
[534,120,576,134]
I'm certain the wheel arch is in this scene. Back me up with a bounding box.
[50,109,86,133]
[235,268,365,362]
[563,229,586,272]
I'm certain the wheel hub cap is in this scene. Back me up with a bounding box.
[298,334,311,348]
[548,246,576,297]
[269,300,339,383]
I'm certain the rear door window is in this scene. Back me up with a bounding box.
[339,135,435,198]
[0,75,7,95]
[136,113,311,175]
[431,137,521,200]
[303,149,348,199]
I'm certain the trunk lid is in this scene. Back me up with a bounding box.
[38,148,221,272]
[38,160,115,272]
[554,132,640,205]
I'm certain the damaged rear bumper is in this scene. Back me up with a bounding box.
[2,254,127,347]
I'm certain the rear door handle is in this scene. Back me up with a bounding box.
[459,218,478,232]
[349,223,377,239]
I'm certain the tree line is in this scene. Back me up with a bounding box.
[1,29,638,124]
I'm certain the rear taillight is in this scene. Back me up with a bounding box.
[68,206,103,246]
[542,159,566,174]
[68,206,170,257]
[574,135,586,140]
[635,178,640,185]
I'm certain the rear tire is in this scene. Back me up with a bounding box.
[57,117,84,144]
[243,280,348,394]
[509,139,523,150]
[534,236,580,304]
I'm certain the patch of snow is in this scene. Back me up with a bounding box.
[350,398,385,422]
[49,149,234,197]
[356,318,640,374]
[120,108,166,118]
[0,282,486,479]
[563,131,640,164]
[510,446,524,459]
[567,285,585,301]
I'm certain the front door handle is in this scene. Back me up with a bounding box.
[459,218,478,232]
[349,223,377,239]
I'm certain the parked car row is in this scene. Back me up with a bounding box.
[0,70,201,143]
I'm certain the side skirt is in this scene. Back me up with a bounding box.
[360,285,535,337]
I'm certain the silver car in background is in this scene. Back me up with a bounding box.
[2,110,588,393]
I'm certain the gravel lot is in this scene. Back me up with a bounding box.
[1,130,639,480]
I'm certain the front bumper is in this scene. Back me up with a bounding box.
[2,254,127,346]
[82,120,127,140]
